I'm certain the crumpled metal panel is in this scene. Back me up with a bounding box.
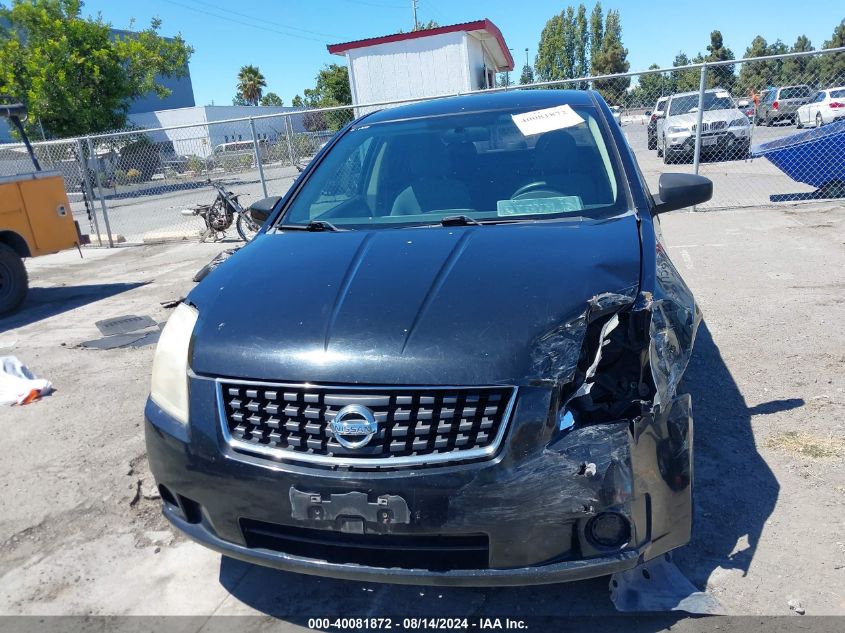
[529,285,638,384]
[646,245,702,408]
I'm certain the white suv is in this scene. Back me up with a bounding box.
[657,88,751,163]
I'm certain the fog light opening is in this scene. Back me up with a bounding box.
[158,484,178,508]
[586,512,631,549]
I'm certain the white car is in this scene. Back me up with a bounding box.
[609,105,623,126]
[656,88,751,163]
[795,87,845,128]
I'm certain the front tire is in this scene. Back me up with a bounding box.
[236,213,261,242]
[0,243,28,316]
[816,113,823,128]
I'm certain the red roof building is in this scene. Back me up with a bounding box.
[327,19,514,108]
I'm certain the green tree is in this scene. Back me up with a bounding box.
[735,35,771,94]
[260,92,283,106]
[534,6,583,84]
[0,0,192,137]
[236,65,266,105]
[631,63,666,106]
[589,2,604,75]
[520,63,535,85]
[591,9,630,102]
[573,4,589,88]
[819,19,845,85]
[535,12,564,82]
[414,19,439,31]
[705,30,735,90]
[779,35,817,87]
[232,94,249,106]
[671,52,700,93]
[291,94,304,107]
[299,64,352,131]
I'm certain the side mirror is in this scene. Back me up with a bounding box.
[652,173,712,214]
[248,195,282,224]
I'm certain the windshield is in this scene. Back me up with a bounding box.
[780,86,811,99]
[669,93,735,116]
[276,104,627,230]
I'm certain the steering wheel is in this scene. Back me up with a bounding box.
[510,181,566,200]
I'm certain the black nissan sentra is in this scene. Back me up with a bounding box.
[145,90,712,585]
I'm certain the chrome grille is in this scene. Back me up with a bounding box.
[218,380,516,467]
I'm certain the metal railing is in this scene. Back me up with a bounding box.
[1,46,843,245]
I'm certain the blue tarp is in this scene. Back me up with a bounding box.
[751,120,845,189]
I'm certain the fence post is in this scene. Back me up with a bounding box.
[284,115,296,168]
[249,117,268,198]
[692,64,707,176]
[75,138,102,247]
[85,136,114,248]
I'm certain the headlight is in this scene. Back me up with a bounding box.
[667,125,691,134]
[729,118,748,127]
[150,303,199,424]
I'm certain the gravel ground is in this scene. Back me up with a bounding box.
[0,202,843,626]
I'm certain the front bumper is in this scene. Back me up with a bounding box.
[145,378,693,586]
[666,130,750,155]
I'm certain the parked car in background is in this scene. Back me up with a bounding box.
[756,85,813,126]
[207,140,267,171]
[609,105,623,126]
[735,98,756,122]
[647,96,668,150]
[657,88,751,162]
[795,87,845,128]
[146,89,712,586]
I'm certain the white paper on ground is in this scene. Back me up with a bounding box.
[511,104,585,136]
[0,356,52,406]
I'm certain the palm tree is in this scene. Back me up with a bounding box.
[236,65,267,106]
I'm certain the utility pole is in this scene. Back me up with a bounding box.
[525,47,530,69]
[412,0,418,31]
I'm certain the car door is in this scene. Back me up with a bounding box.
[803,92,819,125]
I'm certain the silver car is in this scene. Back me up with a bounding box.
[756,85,813,126]
[656,88,751,163]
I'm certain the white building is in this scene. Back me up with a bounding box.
[128,105,307,159]
[327,19,514,110]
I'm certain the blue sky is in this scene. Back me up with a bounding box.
[81,0,843,106]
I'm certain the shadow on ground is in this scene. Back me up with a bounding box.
[216,320,792,623]
[0,282,147,330]
[674,322,796,586]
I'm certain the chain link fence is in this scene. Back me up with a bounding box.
[1,47,843,245]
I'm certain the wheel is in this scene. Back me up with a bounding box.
[648,133,657,150]
[236,212,261,242]
[0,243,28,316]
[816,113,823,128]
[656,137,664,158]
[796,117,803,129]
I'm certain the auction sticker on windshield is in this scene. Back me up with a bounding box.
[511,104,584,136]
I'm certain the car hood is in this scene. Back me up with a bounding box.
[667,108,743,127]
[188,216,641,386]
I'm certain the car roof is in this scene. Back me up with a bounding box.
[362,89,599,124]
[669,88,729,99]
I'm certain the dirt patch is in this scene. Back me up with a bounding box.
[765,431,845,459]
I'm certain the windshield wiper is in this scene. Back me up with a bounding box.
[440,215,483,227]
[280,220,343,232]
